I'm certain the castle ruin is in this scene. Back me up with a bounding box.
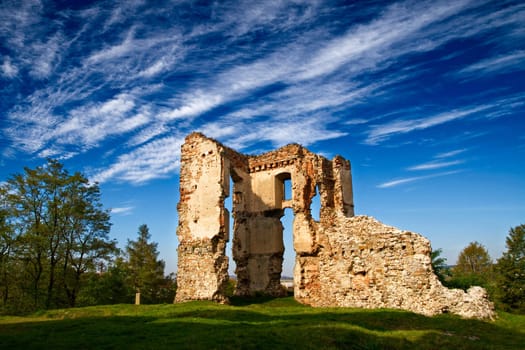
[175,132,494,319]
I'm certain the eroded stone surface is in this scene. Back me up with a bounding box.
[175,132,495,319]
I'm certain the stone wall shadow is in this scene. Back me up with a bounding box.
[1,308,522,349]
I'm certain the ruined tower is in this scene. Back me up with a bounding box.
[175,132,494,319]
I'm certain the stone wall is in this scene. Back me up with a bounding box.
[175,132,495,319]
[175,135,230,302]
[297,215,494,319]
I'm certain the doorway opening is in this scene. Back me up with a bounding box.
[275,172,294,294]
[280,207,295,281]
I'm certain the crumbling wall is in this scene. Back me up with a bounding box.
[175,135,230,302]
[175,132,495,319]
[297,215,494,319]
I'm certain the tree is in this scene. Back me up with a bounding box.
[496,224,525,312]
[0,186,15,309]
[126,225,166,304]
[455,241,492,274]
[430,248,449,284]
[2,159,116,311]
[449,241,493,291]
[58,172,116,307]
[77,256,134,306]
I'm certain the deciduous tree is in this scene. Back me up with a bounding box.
[455,241,492,274]
[449,241,493,291]
[0,186,15,309]
[2,159,116,311]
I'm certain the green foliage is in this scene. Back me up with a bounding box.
[496,224,525,313]
[223,278,236,297]
[447,273,489,291]
[454,241,493,275]
[0,186,15,310]
[76,258,134,306]
[125,225,170,304]
[449,242,493,291]
[0,300,524,349]
[0,159,117,313]
[73,224,177,306]
[157,272,177,303]
[431,248,449,284]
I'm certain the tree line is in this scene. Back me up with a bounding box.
[0,160,175,314]
[431,225,525,313]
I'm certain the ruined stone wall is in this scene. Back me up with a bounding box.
[235,145,306,296]
[296,215,494,318]
[175,134,231,302]
[175,132,495,319]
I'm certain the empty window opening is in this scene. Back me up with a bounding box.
[224,176,236,276]
[283,178,292,201]
[276,172,292,210]
[310,185,321,222]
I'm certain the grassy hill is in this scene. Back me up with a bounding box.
[0,297,523,349]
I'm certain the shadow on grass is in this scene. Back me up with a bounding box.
[0,303,523,350]
[229,295,301,306]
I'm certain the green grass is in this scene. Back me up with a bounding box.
[0,297,523,349]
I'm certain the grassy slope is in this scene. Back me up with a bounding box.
[0,297,523,350]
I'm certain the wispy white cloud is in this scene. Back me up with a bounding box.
[457,50,525,76]
[92,136,184,184]
[5,109,60,153]
[365,105,492,145]
[344,118,369,126]
[86,28,136,64]
[377,170,462,188]
[2,0,524,186]
[28,33,63,79]
[111,206,135,215]
[135,0,517,156]
[435,149,467,159]
[198,122,238,140]
[263,119,347,148]
[158,92,223,121]
[103,0,146,31]
[191,0,321,41]
[0,0,44,49]
[138,59,169,78]
[378,176,424,189]
[144,0,447,133]
[1,57,18,78]
[381,142,469,188]
[0,1,71,81]
[127,123,169,147]
[407,160,464,171]
[294,0,472,81]
[53,93,147,148]
[253,117,346,148]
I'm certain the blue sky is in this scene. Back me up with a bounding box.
[1,0,524,276]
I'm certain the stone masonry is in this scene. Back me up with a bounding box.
[175,132,495,319]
